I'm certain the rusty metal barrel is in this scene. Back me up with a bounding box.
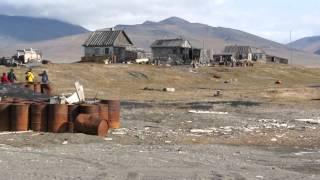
[79,104,99,116]
[74,114,109,137]
[108,100,120,129]
[99,102,108,121]
[67,105,79,133]
[0,103,11,131]
[41,83,52,95]
[30,103,48,132]
[48,104,68,133]
[34,82,42,93]
[10,103,29,131]
[25,83,34,91]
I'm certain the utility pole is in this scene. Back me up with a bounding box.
[290,30,293,64]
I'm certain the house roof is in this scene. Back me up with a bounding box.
[83,30,133,47]
[224,45,265,54]
[151,38,192,48]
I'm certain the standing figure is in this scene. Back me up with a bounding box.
[1,73,9,84]
[7,69,17,83]
[38,70,49,84]
[25,69,35,83]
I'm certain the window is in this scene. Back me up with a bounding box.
[94,48,100,55]
[173,49,177,54]
[105,48,109,55]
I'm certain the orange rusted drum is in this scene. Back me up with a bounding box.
[41,84,52,96]
[79,104,99,115]
[25,83,34,91]
[34,82,42,93]
[30,103,48,132]
[0,103,11,131]
[99,103,108,121]
[108,100,120,129]
[48,104,68,133]
[74,114,109,137]
[10,103,29,131]
[67,105,79,133]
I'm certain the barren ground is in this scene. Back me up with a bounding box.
[0,63,320,179]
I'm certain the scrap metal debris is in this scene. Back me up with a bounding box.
[188,110,228,115]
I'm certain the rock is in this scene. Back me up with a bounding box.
[275,80,282,84]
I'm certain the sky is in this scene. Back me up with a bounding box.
[0,0,319,43]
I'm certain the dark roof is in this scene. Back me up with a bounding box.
[151,38,192,48]
[224,45,265,54]
[83,30,133,47]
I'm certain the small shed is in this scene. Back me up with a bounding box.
[151,38,196,65]
[82,29,134,63]
[212,53,233,65]
[266,55,289,64]
[224,45,266,61]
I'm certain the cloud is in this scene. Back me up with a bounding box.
[0,0,319,43]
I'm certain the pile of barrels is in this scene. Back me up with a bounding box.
[0,99,120,137]
[24,82,52,95]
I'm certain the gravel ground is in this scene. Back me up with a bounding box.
[0,100,319,179]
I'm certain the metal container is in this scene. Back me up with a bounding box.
[99,103,108,121]
[74,114,109,137]
[10,103,29,131]
[30,103,48,132]
[108,100,120,129]
[48,104,68,133]
[67,105,79,133]
[79,104,99,115]
[0,103,11,131]
[25,83,34,91]
[34,82,42,94]
[41,84,52,95]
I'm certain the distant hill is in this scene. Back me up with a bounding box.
[288,36,320,55]
[0,16,320,65]
[0,15,89,42]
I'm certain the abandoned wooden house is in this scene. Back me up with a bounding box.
[223,45,266,62]
[151,38,200,65]
[266,55,289,64]
[82,29,135,63]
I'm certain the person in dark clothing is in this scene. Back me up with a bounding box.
[38,70,49,84]
[1,73,9,84]
[7,69,17,83]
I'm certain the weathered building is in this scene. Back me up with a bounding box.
[212,53,233,65]
[14,48,42,63]
[151,38,200,65]
[224,45,266,61]
[266,55,289,64]
[82,29,134,63]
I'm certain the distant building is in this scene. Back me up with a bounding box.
[151,38,200,65]
[14,48,42,64]
[223,45,266,62]
[266,55,289,64]
[82,29,135,63]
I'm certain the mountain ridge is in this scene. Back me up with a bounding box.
[0,14,89,42]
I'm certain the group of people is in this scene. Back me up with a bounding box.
[1,69,49,84]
